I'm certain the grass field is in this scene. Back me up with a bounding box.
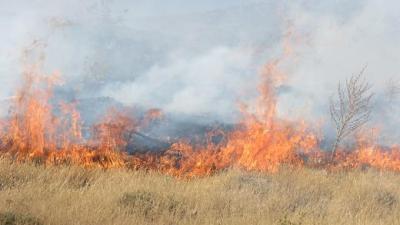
[0,157,399,225]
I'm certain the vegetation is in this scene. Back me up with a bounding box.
[330,70,374,159]
[0,157,399,225]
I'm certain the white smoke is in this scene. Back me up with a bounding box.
[278,0,400,143]
[101,47,257,121]
[0,0,399,141]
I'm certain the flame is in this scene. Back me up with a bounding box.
[141,108,164,129]
[0,66,128,168]
[152,57,318,177]
[331,130,400,171]
[1,52,400,178]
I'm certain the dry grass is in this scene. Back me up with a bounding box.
[0,157,399,225]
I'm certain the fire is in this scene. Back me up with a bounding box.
[144,57,318,177]
[217,59,317,172]
[0,65,128,168]
[1,54,400,178]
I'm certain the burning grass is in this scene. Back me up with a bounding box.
[0,62,400,180]
[0,157,400,225]
[2,60,400,178]
[1,52,400,225]
[1,19,400,225]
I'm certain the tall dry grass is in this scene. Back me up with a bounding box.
[0,157,399,225]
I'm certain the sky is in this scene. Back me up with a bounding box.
[1,0,400,141]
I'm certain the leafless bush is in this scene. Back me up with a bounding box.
[329,68,374,159]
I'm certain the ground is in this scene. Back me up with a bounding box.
[0,157,399,225]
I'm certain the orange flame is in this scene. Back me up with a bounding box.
[152,57,318,177]
[1,52,400,178]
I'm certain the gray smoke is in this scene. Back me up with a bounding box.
[0,0,399,142]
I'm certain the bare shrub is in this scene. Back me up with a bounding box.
[329,68,374,159]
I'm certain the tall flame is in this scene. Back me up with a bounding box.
[1,52,400,178]
[155,57,318,177]
[0,65,129,168]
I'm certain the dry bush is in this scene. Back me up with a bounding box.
[330,69,374,159]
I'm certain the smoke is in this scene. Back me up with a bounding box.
[286,0,400,103]
[101,47,257,121]
[1,0,400,141]
[280,0,400,143]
